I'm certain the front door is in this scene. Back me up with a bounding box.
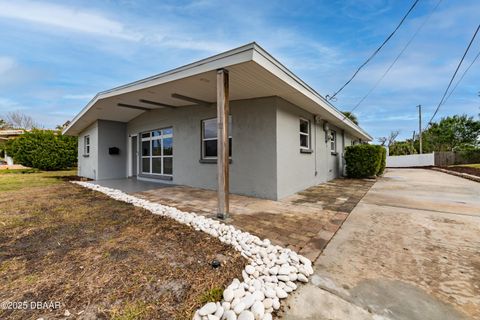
[131,136,137,177]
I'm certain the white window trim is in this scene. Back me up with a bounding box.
[299,118,310,150]
[141,128,173,176]
[330,130,337,152]
[84,135,90,156]
[201,116,232,160]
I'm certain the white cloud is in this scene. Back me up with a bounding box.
[0,0,141,41]
[0,97,26,112]
[0,56,15,75]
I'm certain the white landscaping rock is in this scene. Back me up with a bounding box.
[214,306,224,319]
[297,274,309,283]
[245,265,255,275]
[223,288,234,302]
[251,301,265,320]
[275,287,288,299]
[233,302,246,315]
[199,302,217,316]
[223,310,237,320]
[237,310,255,320]
[261,314,272,320]
[71,182,314,320]
[263,298,273,308]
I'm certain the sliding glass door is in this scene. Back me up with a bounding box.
[141,128,173,176]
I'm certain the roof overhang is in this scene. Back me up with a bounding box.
[63,42,372,141]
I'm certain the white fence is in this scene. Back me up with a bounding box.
[386,153,434,168]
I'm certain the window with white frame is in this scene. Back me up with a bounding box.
[84,135,90,156]
[141,128,173,175]
[330,130,337,152]
[299,118,310,149]
[201,117,232,159]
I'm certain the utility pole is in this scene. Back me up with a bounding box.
[412,130,415,149]
[417,105,423,154]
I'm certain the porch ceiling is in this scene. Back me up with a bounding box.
[64,43,372,140]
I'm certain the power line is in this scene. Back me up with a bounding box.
[442,48,480,105]
[345,0,442,116]
[327,0,421,101]
[428,23,480,125]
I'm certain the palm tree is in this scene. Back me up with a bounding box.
[342,111,358,125]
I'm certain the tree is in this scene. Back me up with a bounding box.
[55,120,71,131]
[389,141,417,155]
[378,130,400,148]
[419,115,480,152]
[5,111,39,130]
[0,118,10,129]
[342,111,359,125]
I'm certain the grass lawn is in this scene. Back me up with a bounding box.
[452,163,480,169]
[447,163,480,177]
[0,171,244,319]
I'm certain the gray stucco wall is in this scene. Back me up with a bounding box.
[76,95,365,200]
[97,120,127,180]
[127,96,277,199]
[275,97,343,199]
[78,121,98,179]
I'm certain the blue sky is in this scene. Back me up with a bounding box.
[0,0,478,140]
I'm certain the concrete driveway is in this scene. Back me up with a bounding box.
[282,169,480,320]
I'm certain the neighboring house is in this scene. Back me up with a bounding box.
[63,42,372,203]
[0,129,24,165]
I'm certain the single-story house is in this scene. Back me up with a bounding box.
[63,42,371,214]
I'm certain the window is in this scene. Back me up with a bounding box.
[141,128,173,176]
[201,117,232,159]
[299,118,310,149]
[84,135,90,155]
[330,130,337,153]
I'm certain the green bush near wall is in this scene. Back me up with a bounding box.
[345,144,386,178]
[377,145,387,175]
[5,130,77,170]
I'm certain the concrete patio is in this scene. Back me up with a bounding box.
[93,177,374,261]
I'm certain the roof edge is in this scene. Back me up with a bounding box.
[63,42,257,135]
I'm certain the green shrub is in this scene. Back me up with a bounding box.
[389,141,417,155]
[199,287,223,304]
[377,145,387,176]
[5,130,77,170]
[345,144,385,178]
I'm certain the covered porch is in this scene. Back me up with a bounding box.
[92,177,375,261]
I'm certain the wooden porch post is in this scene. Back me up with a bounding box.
[217,68,229,219]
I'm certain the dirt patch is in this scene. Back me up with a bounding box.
[0,182,245,320]
[443,165,480,178]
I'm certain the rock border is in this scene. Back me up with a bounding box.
[72,182,313,320]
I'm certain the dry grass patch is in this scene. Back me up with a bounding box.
[446,164,480,177]
[0,173,245,320]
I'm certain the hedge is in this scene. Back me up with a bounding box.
[5,130,77,170]
[377,145,387,176]
[345,144,386,178]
